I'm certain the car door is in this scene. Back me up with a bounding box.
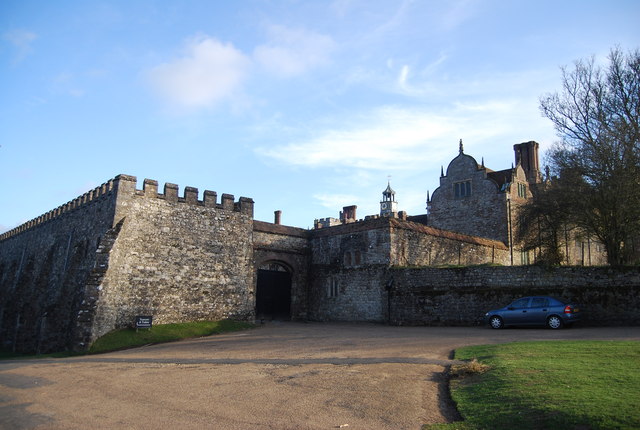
[503,297,531,325]
[524,297,549,325]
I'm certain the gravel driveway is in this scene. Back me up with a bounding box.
[2,323,639,430]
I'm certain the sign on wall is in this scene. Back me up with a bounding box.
[135,315,153,330]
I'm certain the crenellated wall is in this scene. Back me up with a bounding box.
[1,171,635,354]
[0,178,120,353]
[0,179,119,242]
[0,174,256,353]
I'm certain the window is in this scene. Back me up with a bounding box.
[517,183,527,198]
[328,278,339,298]
[454,180,471,198]
[354,250,361,265]
[530,297,548,308]
[510,297,530,309]
[520,250,530,265]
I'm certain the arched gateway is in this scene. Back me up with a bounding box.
[252,220,311,321]
[255,261,292,320]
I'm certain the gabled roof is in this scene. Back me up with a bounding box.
[389,218,509,249]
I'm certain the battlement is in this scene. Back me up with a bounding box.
[122,175,254,215]
[314,210,408,230]
[0,177,118,242]
[0,174,254,242]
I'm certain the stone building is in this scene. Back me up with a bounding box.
[427,140,606,266]
[0,141,610,353]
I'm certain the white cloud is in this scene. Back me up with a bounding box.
[398,65,410,88]
[256,106,458,170]
[146,35,250,109]
[3,29,37,64]
[254,25,335,78]
[256,90,557,175]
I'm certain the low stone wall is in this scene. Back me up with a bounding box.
[388,266,640,326]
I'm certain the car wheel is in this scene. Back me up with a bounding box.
[547,315,563,329]
[489,316,503,329]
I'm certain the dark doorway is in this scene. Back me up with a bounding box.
[256,264,292,320]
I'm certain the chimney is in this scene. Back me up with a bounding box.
[513,141,541,183]
[274,210,282,225]
[340,205,357,223]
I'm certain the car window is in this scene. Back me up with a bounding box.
[510,298,530,309]
[548,297,564,306]
[530,297,548,308]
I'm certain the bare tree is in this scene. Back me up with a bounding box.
[516,180,569,266]
[539,47,640,265]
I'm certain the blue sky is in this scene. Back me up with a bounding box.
[1,0,639,231]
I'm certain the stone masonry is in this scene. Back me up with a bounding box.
[0,141,628,354]
[1,175,255,353]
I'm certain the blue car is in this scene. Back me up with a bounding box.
[485,296,581,329]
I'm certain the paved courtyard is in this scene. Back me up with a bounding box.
[2,323,639,430]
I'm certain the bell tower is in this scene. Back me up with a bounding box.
[380,181,398,217]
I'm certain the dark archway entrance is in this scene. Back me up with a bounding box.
[256,262,292,320]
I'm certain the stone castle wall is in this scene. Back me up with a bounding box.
[388,266,640,326]
[82,176,256,348]
[308,266,387,322]
[306,217,513,322]
[0,178,120,353]
[0,175,256,353]
[1,169,634,354]
[307,219,391,321]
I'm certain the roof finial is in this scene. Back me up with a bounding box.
[481,157,485,168]
[440,165,444,177]
[459,138,464,154]
[426,190,430,203]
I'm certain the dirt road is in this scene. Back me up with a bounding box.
[2,323,639,430]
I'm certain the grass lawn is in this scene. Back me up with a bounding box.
[428,340,640,430]
[1,320,254,359]
[89,319,254,353]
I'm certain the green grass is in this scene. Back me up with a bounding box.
[88,319,254,353]
[1,320,254,359]
[427,341,640,430]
